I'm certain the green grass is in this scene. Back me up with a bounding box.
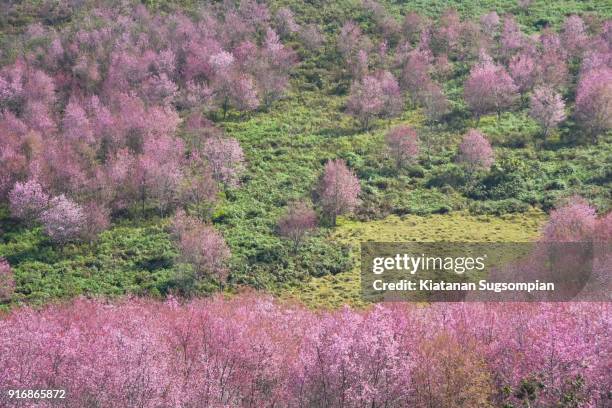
[285,210,546,308]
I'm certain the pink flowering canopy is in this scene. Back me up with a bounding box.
[457,129,494,171]
[277,201,318,250]
[318,159,361,225]
[0,296,609,407]
[529,86,566,138]
[464,59,518,119]
[385,125,420,168]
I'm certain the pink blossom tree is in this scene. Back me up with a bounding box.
[274,7,299,38]
[575,67,612,142]
[385,125,420,169]
[0,258,14,302]
[457,129,494,171]
[347,71,402,129]
[299,24,324,51]
[179,155,218,218]
[529,86,566,139]
[171,210,230,282]
[480,12,500,33]
[40,195,85,245]
[317,159,361,226]
[62,96,94,145]
[81,202,111,243]
[277,201,318,251]
[562,15,588,58]
[537,50,569,90]
[421,82,449,127]
[402,12,425,44]
[338,21,371,69]
[201,137,245,188]
[500,16,524,58]
[464,60,518,121]
[400,48,432,105]
[509,52,537,93]
[8,179,49,223]
[0,296,609,406]
[542,197,597,242]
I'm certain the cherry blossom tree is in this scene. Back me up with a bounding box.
[347,71,402,129]
[537,50,569,90]
[0,297,608,407]
[400,48,432,105]
[201,137,245,188]
[562,15,588,58]
[421,82,449,127]
[509,52,537,93]
[40,195,85,245]
[317,159,361,226]
[500,16,524,58]
[542,197,597,242]
[277,201,318,251]
[529,86,566,139]
[274,7,299,38]
[0,258,14,302]
[299,24,324,51]
[8,179,49,223]
[171,210,230,282]
[457,129,494,171]
[385,125,420,169]
[402,12,425,44]
[575,67,612,142]
[480,12,500,33]
[464,60,518,120]
[81,202,111,243]
[179,155,218,218]
[338,21,371,69]
[62,95,94,145]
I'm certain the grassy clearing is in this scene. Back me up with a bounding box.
[284,210,546,308]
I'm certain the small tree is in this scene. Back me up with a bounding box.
[201,137,245,188]
[464,60,518,121]
[0,258,14,302]
[480,12,500,33]
[277,201,317,251]
[529,86,566,140]
[542,197,596,242]
[8,179,49,223]
[274,7,299,38]
[171,210,230,282]
[347,71,402,130]
[457,129,494,171]
[400,48,432,105]
[385,125,420,169]
[575,67,612,142]
[561,15,588,59]
[81,202,111,243]
[509,53,537,93]
[421,82,449,126]
[40,195,85,245]
[317,159,360,226]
